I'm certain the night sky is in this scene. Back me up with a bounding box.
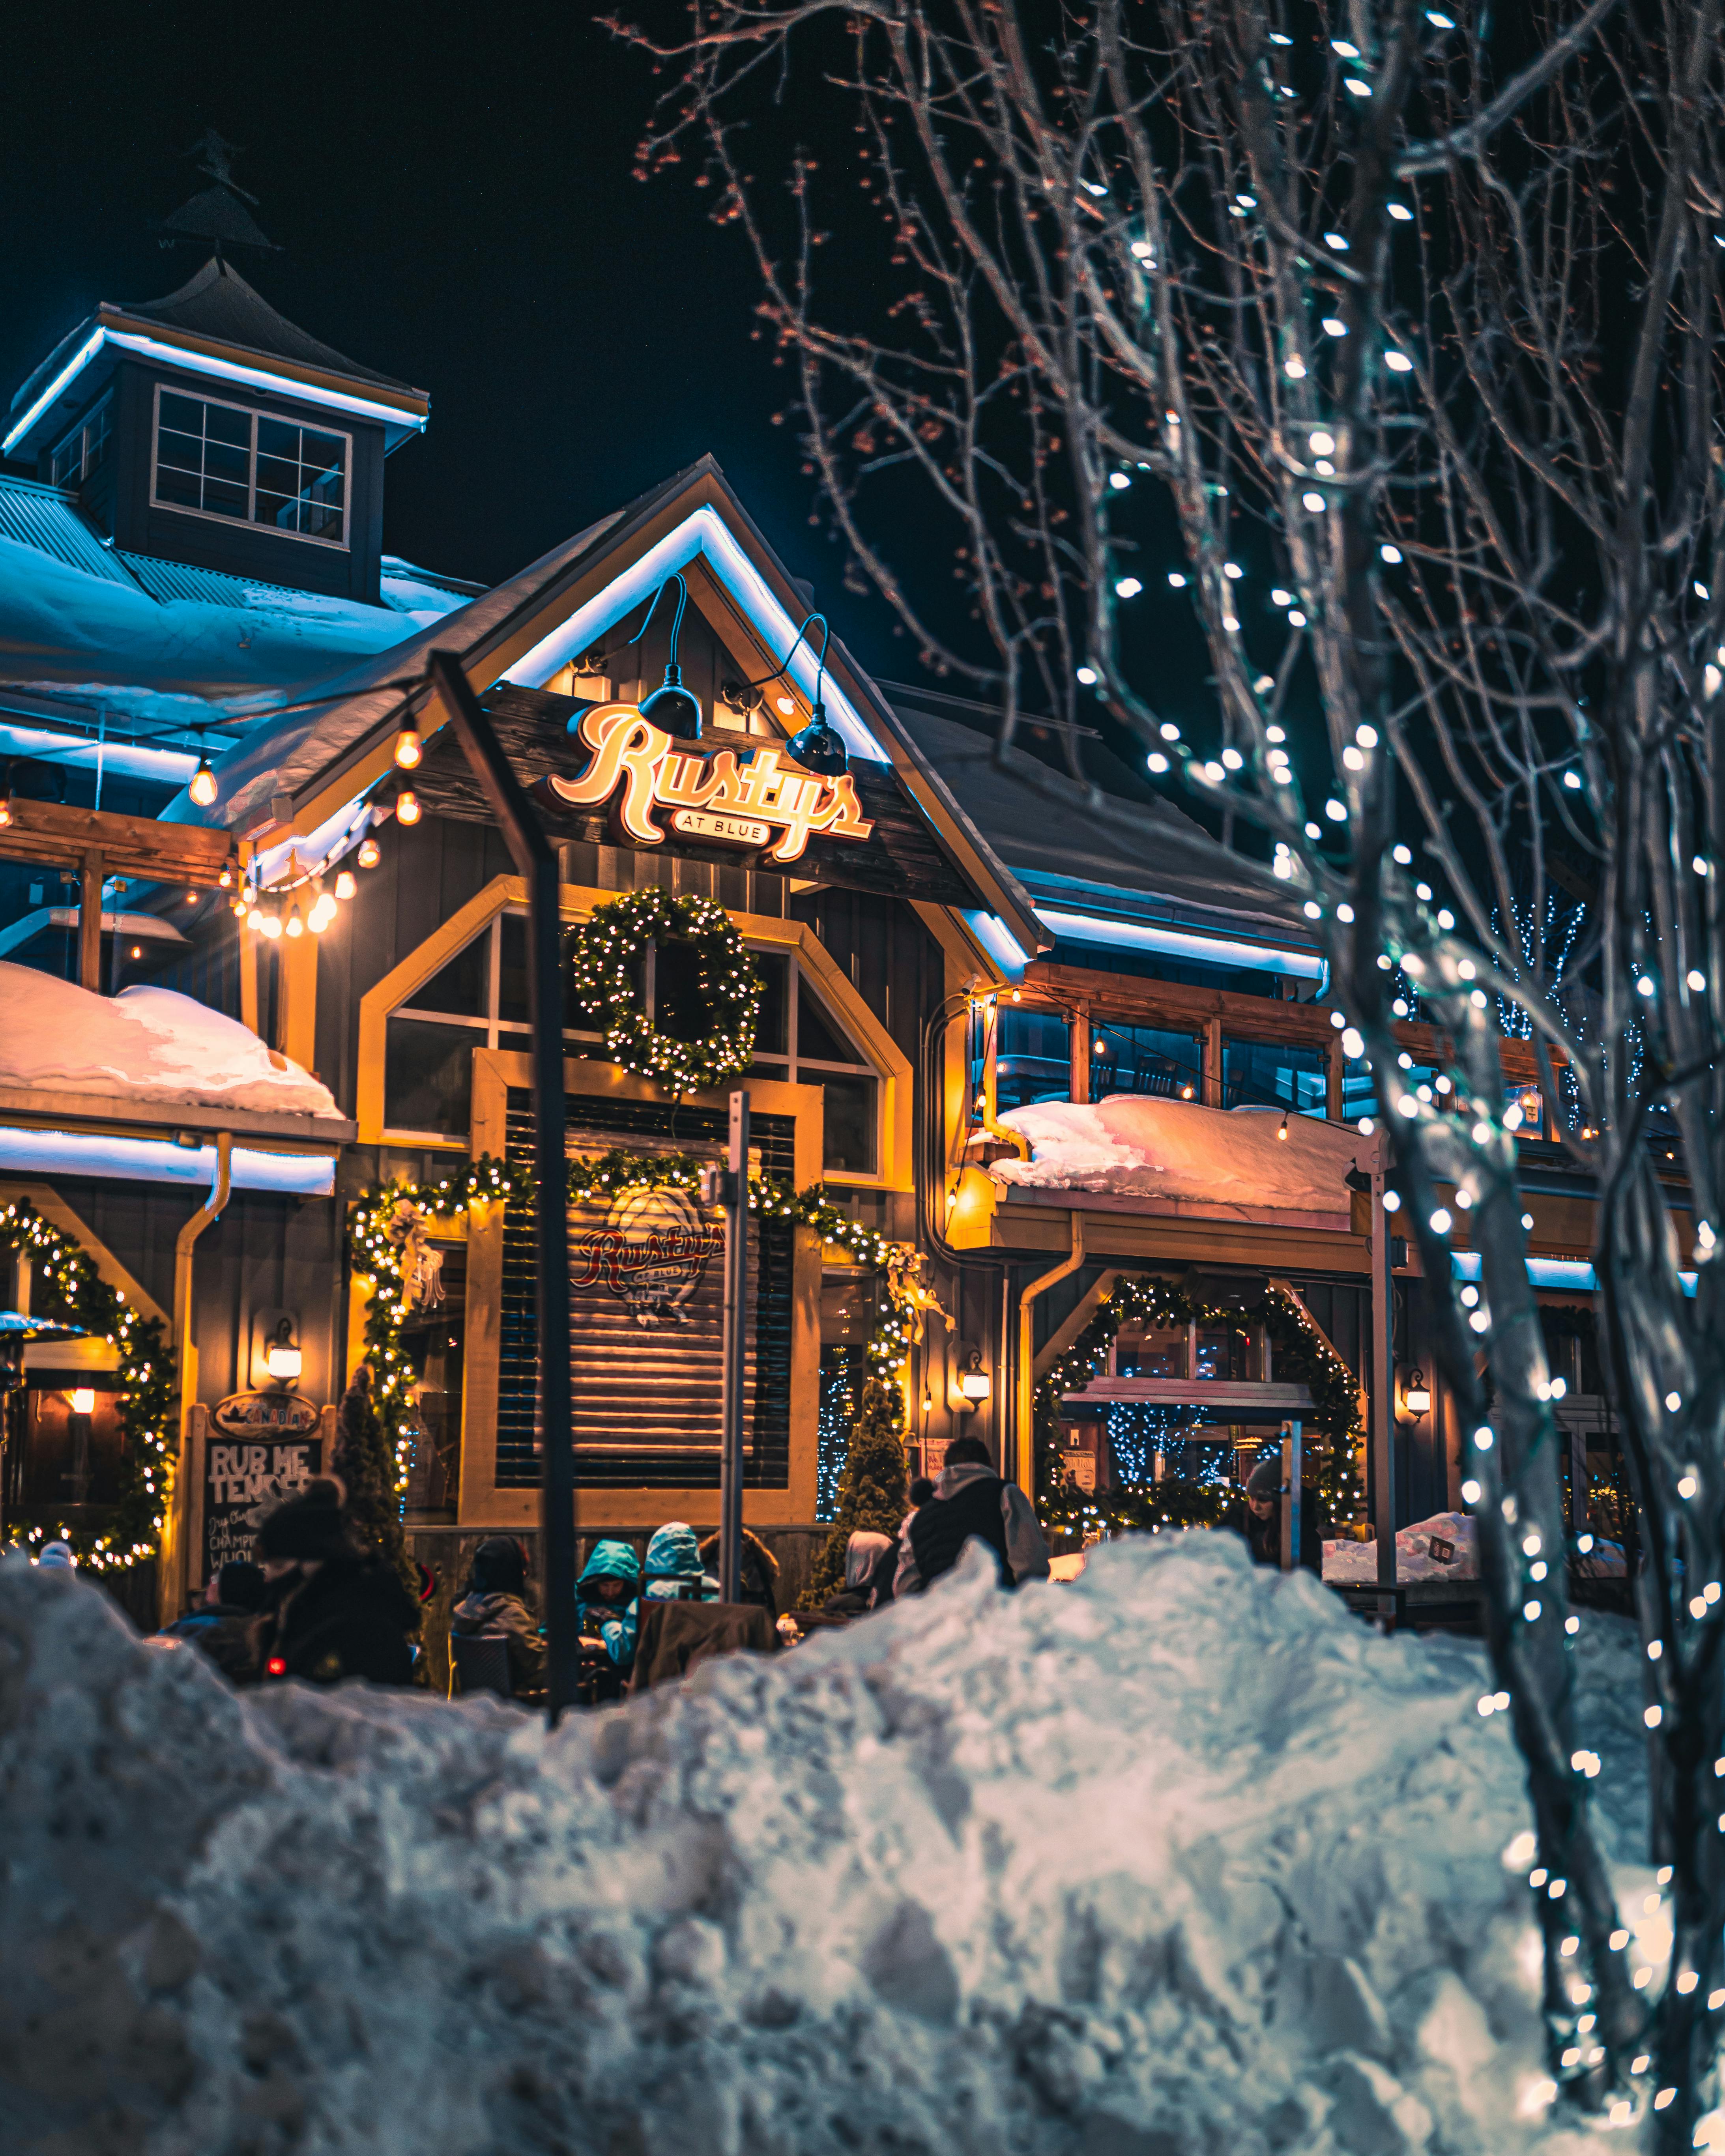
[2,4,863,643]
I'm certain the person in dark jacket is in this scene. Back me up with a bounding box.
[696,1526,780,1617]
[895,1435,1050,1596]
[253,1478,418,1687]
[161,1560,267,1682]
[451,1536,545,1694]
[1225,1457,1322,1571]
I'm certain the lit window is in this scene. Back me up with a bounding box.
[748,952,879,1175]
[152,386,348,545]
[51,397,111,488]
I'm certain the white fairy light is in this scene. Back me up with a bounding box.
[1302,491,1326,511]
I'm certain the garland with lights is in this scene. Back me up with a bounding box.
[0,1198,174,1570]
[1035,1274,1366,1545]
[569,889,764,1094]
[347,1154,910,1500]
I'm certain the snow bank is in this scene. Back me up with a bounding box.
[0,963,339,1116]
[996,1094,1360,1216]
[1325,1513,1480,1584]
[0,1536,1646,2156]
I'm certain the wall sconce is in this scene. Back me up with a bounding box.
[958,1348,992,1406]
[69,1387,96,1415]
[264,1316,303,1387]
[1403,1367,1431,1418]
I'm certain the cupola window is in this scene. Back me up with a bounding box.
[151,385,348,546]
[51,396,111,488]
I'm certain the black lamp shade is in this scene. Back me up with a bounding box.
[787,710,848,775]
[640,664,702,742]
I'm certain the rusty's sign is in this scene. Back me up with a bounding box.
[537,703,875,865]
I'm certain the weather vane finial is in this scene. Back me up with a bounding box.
[151,129,279,263]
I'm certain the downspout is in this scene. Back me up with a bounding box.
[161,1132,232,1622]
[1014,1210,1085,1501]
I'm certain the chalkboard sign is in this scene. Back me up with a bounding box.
[202,1432,324,1579]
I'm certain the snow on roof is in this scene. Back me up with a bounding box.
[0,1531,1646,2151]
[0,963,339,1118]
[0,484,470,739]
[995,1094,1364,1219]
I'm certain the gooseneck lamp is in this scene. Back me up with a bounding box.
[735,609,851,775]
[630,574,703,742]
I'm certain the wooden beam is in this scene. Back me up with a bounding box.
[78,848,104,992]
[0,797,235,887]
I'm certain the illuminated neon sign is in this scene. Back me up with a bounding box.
[539,703,875,865]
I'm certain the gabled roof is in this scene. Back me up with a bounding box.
[165,455,1045,955]
[5,258,429,460]
[886,688,1317,966]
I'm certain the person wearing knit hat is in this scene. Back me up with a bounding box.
[1224,1456,1321,1572]
[36,1540,77,1569]
[251,1478,418,1687]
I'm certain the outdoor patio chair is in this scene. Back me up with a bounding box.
[449,1633,513,1700]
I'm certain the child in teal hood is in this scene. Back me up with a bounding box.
[642,1521,720,1603]
[575,1539,642,1669]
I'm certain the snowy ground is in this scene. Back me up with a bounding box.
[0,1535,1652,2156]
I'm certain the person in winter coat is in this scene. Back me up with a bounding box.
[575,1539,643,1672]
[1224,1458,1322,1571]
[894,1435,1050,1596]
[642,1521,720,1603]
[161,1560,267,1682]
[252,1478,418,1687]
[696,1526,780,1617]
[450,1536,545,1693]
[821,1529,896,1617]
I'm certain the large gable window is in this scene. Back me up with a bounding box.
[152,386,348,546]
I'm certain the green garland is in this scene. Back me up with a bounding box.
[569,889,763,1094]
[1036,1273,1366,1545]
[0,1197,175,1570]
[348,1153,912,1498]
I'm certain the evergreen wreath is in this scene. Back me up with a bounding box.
[0,1197,174,1570]
[1035,1273,1366,1548]
[569,889,763,1094]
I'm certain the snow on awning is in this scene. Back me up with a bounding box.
[994,1095,1364,1225]
[0,963,341,1122]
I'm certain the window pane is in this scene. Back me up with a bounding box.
[1222,1036,1327,1116]
[797,980,859,1067]
[203,479,249,520]
[996,1008,1070,1112]
[154,467,202,509]
[205,402,251,447]
[255,453,299,496]
[1342,1056,1377,1124]
[256,417,298,460]
[1090,1023,1203,1102]
[820,1073,877,1174]
[303,429,344,471]
[753,952,790,1054]
[498,914,577,1026]
[205,439,250,485]
[411,928,490,1019]
[159,392,203,433]
[156,428,204,473]
[385,1018,474,1135]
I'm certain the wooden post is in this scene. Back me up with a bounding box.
[278,930,318,1068]
[718,1089,750,1603]
[1204,1015,1224,1107]
[239,919,260,1038]
[1070,1006,1090,1104]
[1370,1140,1398,1620]
[1280,1419,1303,1570]
[78,848,104,991]
[1326,1042,1344,1121]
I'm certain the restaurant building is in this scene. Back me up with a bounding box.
[0,241,1627,1639]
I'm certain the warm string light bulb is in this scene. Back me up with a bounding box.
[357,835,381,869]
[395,727,423,769]
[189,755,219,808]
[396,789,422,826]
[335,868,357,901]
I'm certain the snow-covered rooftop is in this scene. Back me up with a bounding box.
[995,1094,1364,1223]
[0,963,339,1119]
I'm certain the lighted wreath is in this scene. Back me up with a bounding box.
[569,889,763,1095]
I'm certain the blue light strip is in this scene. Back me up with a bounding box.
[1034,904,1326,980]
[0,721,197,784]
[500,505,885,762]
[0,1128,335,1195]
[2,325,427,457]
[961,910,1030,981]
[1449,1250,1698,1298]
